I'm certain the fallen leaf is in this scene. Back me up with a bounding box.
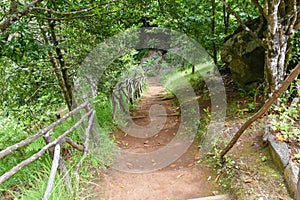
[176,173,184,178]
[215,174,221,182]
[126,162,133,168]
[244,179,253,183]
[188,163,194,167]
[194,153,201,160]
[151,159,156,163]
[224,122,231,127]
[116,141,121,144]
[275,133,284,142]
[207,176,211,181]
[144,140,149,144]
[170,164,176,168]
[125,142,129,147]
[173,132,176,136]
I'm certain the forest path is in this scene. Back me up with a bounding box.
[92,77,224,200]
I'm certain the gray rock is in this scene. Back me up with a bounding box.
[221,19,265,89]
[284,160,299,196]
[268,134,290,170]
[188,194,231,200]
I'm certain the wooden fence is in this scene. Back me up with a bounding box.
[111,75,146,120]
[0,101,96,200]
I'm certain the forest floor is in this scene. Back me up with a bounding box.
[91,77,224,200]
[90,75,293,200]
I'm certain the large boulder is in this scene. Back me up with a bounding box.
[221,19,266,89]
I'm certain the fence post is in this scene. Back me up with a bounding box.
[43,144,60,200]
[43,132,73,195]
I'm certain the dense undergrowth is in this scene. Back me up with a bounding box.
[0,51,144,199]
[160,61,299,199]
[0,99,115,199]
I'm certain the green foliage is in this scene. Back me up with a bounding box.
[93,93,114,130]
[269,79,300,141]
[289,30,300,67]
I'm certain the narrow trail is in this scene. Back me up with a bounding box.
[92,77,222,200]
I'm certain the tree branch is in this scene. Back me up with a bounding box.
[219,0,250,32]
[251,0,265,17]
[30,9,118,20]
[0,0,44,32]
[65,137,84,151]
[220,62,300,163]
[287,0,298,35]
[219,0,264,47]
[32,0,119,15]
[30,14,96,20]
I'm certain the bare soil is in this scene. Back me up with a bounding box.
[91,77,222,200]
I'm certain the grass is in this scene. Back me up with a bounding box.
[0,92,116,199]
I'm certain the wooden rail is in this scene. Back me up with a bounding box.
[112,75,146,120]
[0,101,96,200]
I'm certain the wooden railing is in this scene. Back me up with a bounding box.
[0,101,96,200]
[111,75,146,120]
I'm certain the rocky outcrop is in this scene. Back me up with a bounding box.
[221,19,266,89]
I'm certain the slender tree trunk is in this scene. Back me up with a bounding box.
[48,21,74,110]
[192,65,195,74]
[223,2,229,34]
[211,0,217,65]
[39,24,72,110]
[181,57,185,71]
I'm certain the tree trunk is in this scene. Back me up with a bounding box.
[39,24,72,110]
[223,2,229,34]
[264,7,289,92]
[211,0,217,65]
[181,57,185,71]
[48,21,74,110]
[264,34,288,92]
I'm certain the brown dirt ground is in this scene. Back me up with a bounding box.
[91,77,223,200]
[91,74,294,200]
[224,116,294,200]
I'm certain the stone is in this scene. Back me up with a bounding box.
[188,194,230,200]
[221,18,266,89]
[284,160,299,196]
[268,134,290,170]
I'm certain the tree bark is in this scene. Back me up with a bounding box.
[263,1,287,92]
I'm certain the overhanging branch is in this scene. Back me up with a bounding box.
[220,62,300,163]
[219,0,264,47]
[32,0,119,15]
[0,0,44,32]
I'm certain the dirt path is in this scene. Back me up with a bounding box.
[92,77,222,200]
